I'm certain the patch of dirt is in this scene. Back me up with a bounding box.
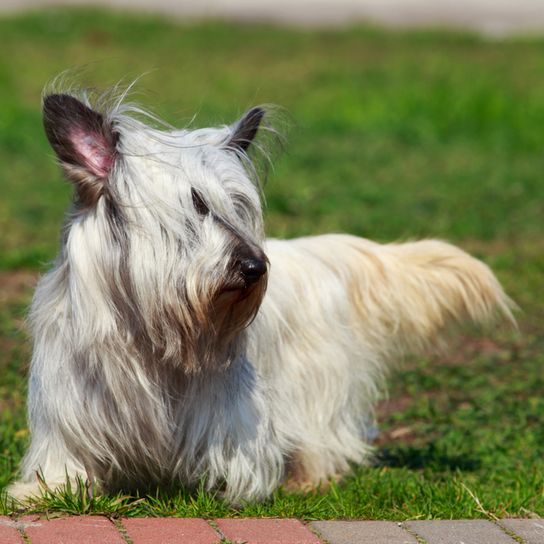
[436,335,509,366]
[375,395,420,446]
[0,270,36,371]
[376,395,414,419]
[0,270,39,305]
[375,388,456,446]
[0,388,25,414]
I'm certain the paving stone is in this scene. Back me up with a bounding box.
[0,517,23,544]
[311,521,417,544]
[501,518,544,544]
[405,520,516,544]
[24,515,124,544]
[216,518,322,544]
[123,518,220,544]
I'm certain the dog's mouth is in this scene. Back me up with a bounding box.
[200,260,267,364]
[217,268,268,298]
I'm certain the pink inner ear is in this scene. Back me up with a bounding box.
[70,126,114,178]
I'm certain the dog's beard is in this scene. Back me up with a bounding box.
[123,266,268,376]
[186,273,268,373]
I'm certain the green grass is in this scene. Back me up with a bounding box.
[0,8,543,520]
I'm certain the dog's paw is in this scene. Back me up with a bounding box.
[283,454,343,494]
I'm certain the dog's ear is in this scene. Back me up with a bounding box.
[43,93,118,204]
[227,107,265,153]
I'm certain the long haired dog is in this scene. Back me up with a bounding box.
[9,89,513,503]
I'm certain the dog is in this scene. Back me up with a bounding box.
[8,88,514,504]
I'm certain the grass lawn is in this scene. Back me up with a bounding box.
[0,8,543,520]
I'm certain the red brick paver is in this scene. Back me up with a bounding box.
[216,518,321,544]
[123,518,220,544]
[0,517,23,544]
[24,515,124,544]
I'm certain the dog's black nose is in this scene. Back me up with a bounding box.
[240,258,267,283]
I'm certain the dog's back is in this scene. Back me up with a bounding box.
[248,234,514,488]
[261,234,513,357]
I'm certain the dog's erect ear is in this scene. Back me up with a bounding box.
[43,94,118,203]
[227,107,265,153]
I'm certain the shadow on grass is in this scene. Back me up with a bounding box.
[377,443,481,472]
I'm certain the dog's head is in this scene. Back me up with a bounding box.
[43,91,271,372]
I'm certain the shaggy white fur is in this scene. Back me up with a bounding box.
[8,89,514,503]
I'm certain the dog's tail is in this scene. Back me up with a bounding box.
[296,234,515,357]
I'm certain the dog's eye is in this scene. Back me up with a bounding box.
[191,188,209,216]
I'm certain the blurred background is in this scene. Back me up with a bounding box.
[0,0,543,519]
[3,0,544,36]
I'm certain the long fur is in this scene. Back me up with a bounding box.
[8,89,514,503]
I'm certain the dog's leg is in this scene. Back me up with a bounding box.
[283,451,346,492]
[172,359,285,504]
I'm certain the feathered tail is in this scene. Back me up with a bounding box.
[291,234,515,357]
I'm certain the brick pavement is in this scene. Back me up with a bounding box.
[0,516,541,543]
